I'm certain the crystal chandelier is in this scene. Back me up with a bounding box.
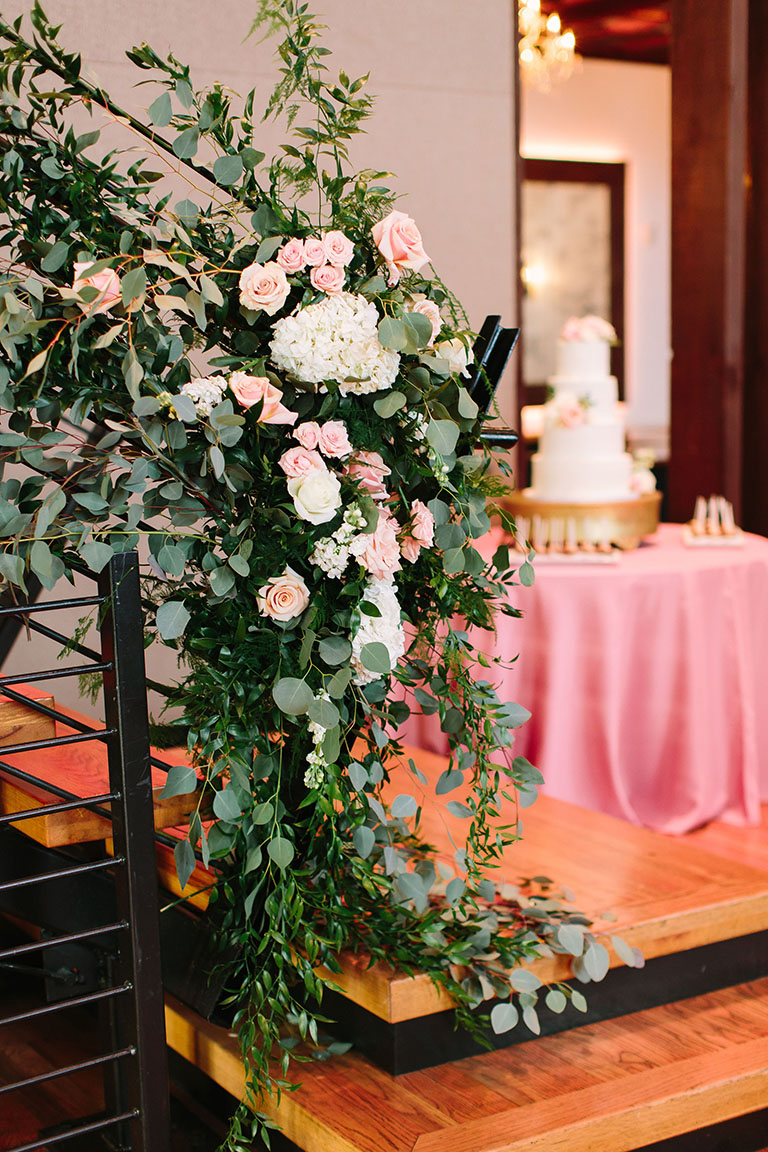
[518,0,577,93]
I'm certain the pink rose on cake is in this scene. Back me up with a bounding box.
[561,315,617,343]
[553,391,586,429]
[629,468,657,495]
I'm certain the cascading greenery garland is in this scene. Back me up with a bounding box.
[0,4,641,1146]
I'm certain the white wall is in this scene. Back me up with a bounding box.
[7,2,519,714]
[521,57,671,450]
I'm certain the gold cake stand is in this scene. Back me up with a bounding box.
[491,489,662,550]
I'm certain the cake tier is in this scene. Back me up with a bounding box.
[548,375,618,415]
[539,421,625,458]
[556,338,611,379]
[530,449,635,502]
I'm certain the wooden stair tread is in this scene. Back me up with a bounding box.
[165,977,768,1152]
[321,746,768,1022]
[0,685,198,846]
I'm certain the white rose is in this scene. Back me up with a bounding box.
[436,337,470,378]
[287,468,342,525]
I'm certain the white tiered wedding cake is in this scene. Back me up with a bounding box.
[527,315,636,502]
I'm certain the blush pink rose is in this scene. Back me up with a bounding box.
[293,421,321,449]
[556,397,585,429]
[317,421,352,459]
[322,230,355,267]
[310,263,345,294]
[278,446,326,477]
[371,210,430,286]
[257,566,310,622]
[344,450,391,501]
[72,261,122,315]
[407,298,442,345]
[400,499,435,563]
[303,237,327,267]
[351,508,401,579]
[238,260,290,315]
[276,238,307,273]
[229,372,297,425]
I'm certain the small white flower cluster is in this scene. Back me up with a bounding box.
[270,292,400,395]
[309,504,366,578]
[304,690,332,789]
[180,374,227,417]
[350,578,406,686]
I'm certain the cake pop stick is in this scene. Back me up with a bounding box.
[564,518,578,554]
[691,495,707,535]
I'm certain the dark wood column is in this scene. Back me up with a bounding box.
[667,0,749,523]
[743,0,768,534]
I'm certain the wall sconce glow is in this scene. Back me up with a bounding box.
[522,261,548,295]
[518,0,579,93]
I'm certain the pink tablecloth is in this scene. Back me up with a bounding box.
[403,523,768,834]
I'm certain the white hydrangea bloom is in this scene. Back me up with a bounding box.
[309,504,366,578]
[270,292,400,395]
[180,375,227,417]
[350,578,406,686]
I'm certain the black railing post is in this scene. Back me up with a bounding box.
[98,552,171,1151]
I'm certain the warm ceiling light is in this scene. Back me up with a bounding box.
[518,0,579,93]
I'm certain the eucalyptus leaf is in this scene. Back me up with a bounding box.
[156,600,191,640]
[490,1002,519,1034]
[161,763,198,799]
[352,825,375,858]
[267,836,295,869]
[174,838,196,891]
[272,677,313,715]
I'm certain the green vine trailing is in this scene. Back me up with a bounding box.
[0,4,641,1146]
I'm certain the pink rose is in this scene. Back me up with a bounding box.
[317,421,352,459]
[344,451,391,501]
[351,508,401,579]
[310,263,345,294]
[303,237,327,267]
[293,421,321,449]
[72,261,122,315]
[276,238,307,274]
[279,446,325,478]
[406,298,442,345]
[229,372,297,425]
[257,566,310,622]
[322,230,355,267]
[400,499,435,563]
[371,210,430,286]
[238,260,290,315]
[555,396,585,429]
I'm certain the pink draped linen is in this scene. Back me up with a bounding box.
[402,523,768,834]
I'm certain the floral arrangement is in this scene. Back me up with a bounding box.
[0,5,640,1146]
[560,314,618,343]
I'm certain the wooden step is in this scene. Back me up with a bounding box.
[0,686,198,846]
[320,746,768,1026]
[165,977,768,1152]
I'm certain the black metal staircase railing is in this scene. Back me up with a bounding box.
[0,551,171,1152]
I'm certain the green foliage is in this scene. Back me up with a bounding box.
[0,4,638,1147]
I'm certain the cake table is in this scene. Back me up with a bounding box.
[401,522,768,834]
